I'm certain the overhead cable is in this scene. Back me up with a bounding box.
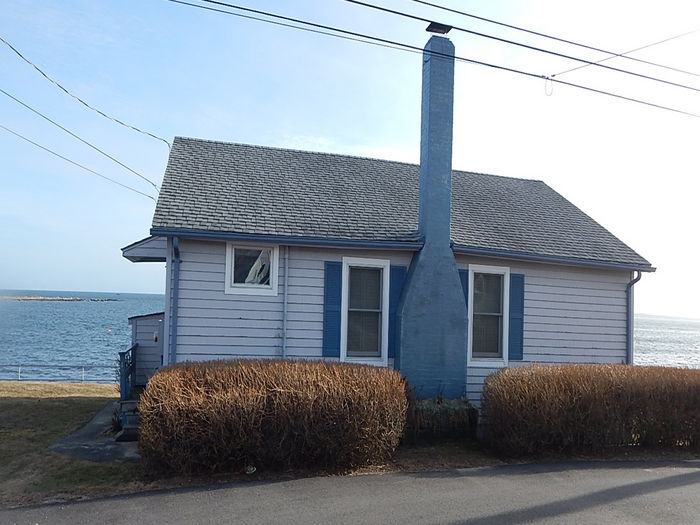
[1,87,160,192]
[168,0,419,55]
[0,35,172,149]
[169,0,700,119]
[410,0,700,79]
[552,30,700,78]
[345,0,700,93]
[0,123,157,201]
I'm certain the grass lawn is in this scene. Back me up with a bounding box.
[0,381,150,508]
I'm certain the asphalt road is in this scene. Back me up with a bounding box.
[2,461,699,524]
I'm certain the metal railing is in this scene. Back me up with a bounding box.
[119,343,138,401]
[0,364,117,383]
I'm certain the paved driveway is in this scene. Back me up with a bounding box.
[2,461,699,524]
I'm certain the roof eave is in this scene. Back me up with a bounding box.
[149,227,424,251]
[452,245,655,272]
[121,235,167,262]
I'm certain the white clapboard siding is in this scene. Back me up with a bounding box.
[458,255,631,405]
[168,240,632,403]
[172,240,413,362]
[129,313,164,384]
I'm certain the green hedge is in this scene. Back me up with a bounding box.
[482,364,700,456]
[138,359,407,474]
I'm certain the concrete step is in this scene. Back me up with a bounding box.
[120,399,138,412]
[118,398,140,442]
[115,426,139,442]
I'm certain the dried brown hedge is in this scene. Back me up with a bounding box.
[482,364,700,456]
[138,359,407,475]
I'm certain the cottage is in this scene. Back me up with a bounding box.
[121,35,653,407]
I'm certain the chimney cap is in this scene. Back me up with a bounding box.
[426,22,452,34]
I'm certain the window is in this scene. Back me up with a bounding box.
[224,244,279,295]
[340,257,390,365]
[468,265,509,366]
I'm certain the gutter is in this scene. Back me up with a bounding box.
[170,236,181,365]
[150,227,423,251]
[151,227,655,273]
[452,245,655,273]
[626,270,642,365]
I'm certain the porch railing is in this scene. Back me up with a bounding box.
[119,343,138,401]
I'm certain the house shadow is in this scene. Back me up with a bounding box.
[408,458,700,478]
[406,461,700,525]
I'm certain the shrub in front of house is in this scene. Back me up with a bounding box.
[481,364,700,456]
[402,389,478,444]
[138,359,407,475]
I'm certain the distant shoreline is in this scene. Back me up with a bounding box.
[0,296,118,302]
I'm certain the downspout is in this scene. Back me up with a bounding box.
[170,236,181,365]
[281,245,289,358]
[626,270,642,365]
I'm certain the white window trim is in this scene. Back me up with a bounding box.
[467,264,510,368]
[224,243,279,296]
[340,256,390,367]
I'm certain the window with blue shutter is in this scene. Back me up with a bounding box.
[322,261,342,357]
[465,266,525,365]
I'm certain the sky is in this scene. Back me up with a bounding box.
[1,0,699,318]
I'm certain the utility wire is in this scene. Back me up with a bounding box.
[345,0,700,93]
[0,36,171,149]
[1,87,160,192]
[410,0,700,79]
[0,123,157,201]
[168,0,419,56]
[169,0,700,119]
[552,30,700,77]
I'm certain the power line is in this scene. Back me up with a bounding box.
[345,0,700,93]
[0,123,157,201]
[552,30,700,78]
[168,0,418,56]
[0,35,172,149]
[169,0,700,119]
[1,87,160,192]
[410,0,700,79]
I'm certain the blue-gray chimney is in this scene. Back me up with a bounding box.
[396,35,467,399]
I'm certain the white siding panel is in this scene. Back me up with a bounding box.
[130,314,164,384]
[458,255,630,403]
[172,242,630,401]
[173,240,414,363]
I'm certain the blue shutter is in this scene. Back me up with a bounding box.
[458,269,469,306]
[322,261,342,357]
[459,269,469,352]
[388,266,407,359]
[508,273,525,361]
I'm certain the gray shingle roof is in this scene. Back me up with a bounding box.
[152,137,651,269]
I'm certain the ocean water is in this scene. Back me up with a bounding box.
[634,314,700,368]
[0,290,164,382]
[0,290,698,382]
